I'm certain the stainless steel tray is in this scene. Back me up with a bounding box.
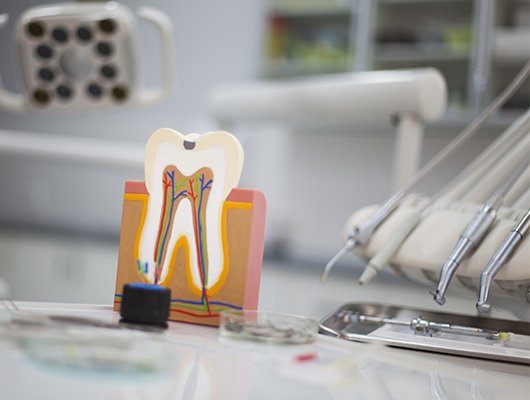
[319,303,530,365]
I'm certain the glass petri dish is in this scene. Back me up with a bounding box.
[220,310,318,344]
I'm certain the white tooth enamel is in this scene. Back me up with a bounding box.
[138,129,244,289]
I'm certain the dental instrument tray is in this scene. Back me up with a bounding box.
[319,303,530,364]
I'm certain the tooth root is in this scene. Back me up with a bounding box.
[163,167,214,289]
[138,129,244,293]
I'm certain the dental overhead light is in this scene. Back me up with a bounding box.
[0,2,175,113]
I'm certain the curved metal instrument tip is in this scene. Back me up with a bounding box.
[431,290,446,305]
[476,301,491,314]
[429,290,445,305]
[320,238,357,284]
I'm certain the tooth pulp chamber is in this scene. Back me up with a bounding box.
[151,166,213,288]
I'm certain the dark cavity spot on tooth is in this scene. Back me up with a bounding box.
[183,141,195,150]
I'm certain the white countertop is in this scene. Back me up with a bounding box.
[0,302,529,400]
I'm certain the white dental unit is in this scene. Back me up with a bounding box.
[1,2,530,397]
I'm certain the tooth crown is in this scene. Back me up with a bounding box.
[144,128,244,197]
[114,128,266,326]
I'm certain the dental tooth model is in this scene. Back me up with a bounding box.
[114,128,267,326]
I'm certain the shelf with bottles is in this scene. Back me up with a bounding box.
[261,0,527,125]
[264,8,354,78]
[373,0,473,64]
[371,0,473,116]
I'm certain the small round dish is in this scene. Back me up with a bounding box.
[220,310,318,344]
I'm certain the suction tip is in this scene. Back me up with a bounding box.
[358,263,378,286]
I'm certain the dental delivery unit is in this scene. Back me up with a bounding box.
[206,61,530,362]
[322,61,530,320]
[315,61,530,364]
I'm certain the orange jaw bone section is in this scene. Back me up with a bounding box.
[115,180,267,326]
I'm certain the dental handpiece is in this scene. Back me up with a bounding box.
[476,209,530,313]
[433,157,530,305]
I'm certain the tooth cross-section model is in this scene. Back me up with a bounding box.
[114,128,266,326]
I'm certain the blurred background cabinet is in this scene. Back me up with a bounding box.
[263,0,529,122]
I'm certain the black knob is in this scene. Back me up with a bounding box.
[120,283,171,328]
